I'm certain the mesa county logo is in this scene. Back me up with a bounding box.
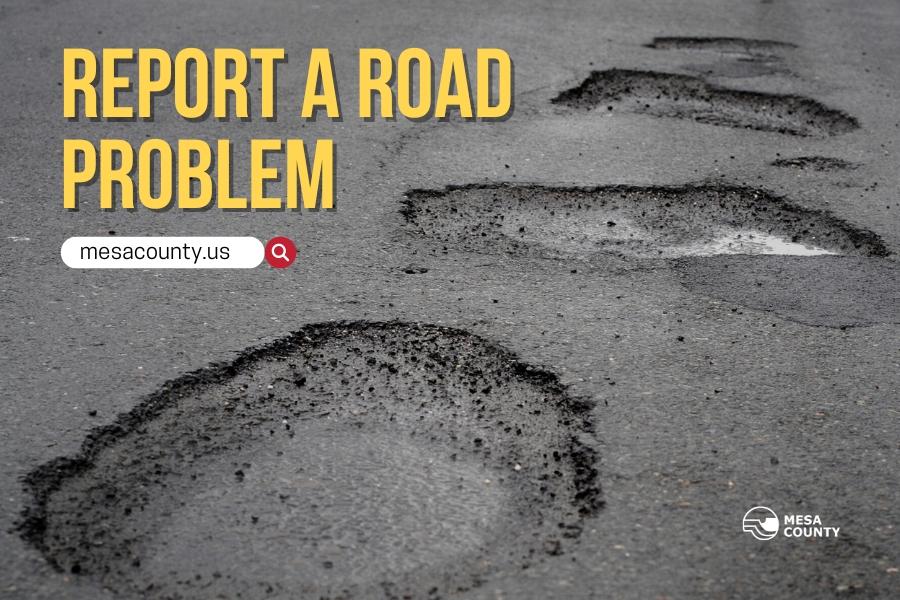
[742,506,840,540]
[742,506,780,540]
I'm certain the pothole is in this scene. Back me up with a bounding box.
[645,36,796,79]
[771,156,859,171]
[644,36,797,56]
[551,69,858,136]
[20,321,601,599]
[402,183,888,260]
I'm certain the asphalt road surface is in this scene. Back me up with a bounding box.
[1,0,898,598]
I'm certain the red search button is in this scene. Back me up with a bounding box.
[264,236,297,268]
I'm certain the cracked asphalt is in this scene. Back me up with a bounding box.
[1,0,898,598]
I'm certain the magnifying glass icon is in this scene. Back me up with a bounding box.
[264,237,297,268]
[271,243,288,262]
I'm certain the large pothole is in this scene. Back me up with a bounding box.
[20,321,601,599]
[551,69,858,136]
[402,183,888,260]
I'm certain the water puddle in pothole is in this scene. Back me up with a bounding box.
[20,322,601,599]
[402,183,886,260]
[667,229,835,257]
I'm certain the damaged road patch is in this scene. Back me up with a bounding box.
[19,321,601,599]
[674,256,900,328]
[402,183,888,260]
[551,69,858,136]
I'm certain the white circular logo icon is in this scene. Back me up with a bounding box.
[743,506,779,540]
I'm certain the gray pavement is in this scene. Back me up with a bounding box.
[1,0,898,598]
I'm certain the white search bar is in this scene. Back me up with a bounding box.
[61,237,265,269]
